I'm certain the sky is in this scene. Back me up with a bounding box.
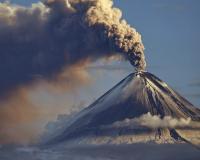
[114,0,200,106]
[0,0,200,144]
[5,0,200,106]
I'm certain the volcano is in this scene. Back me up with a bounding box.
[46,71,200,145]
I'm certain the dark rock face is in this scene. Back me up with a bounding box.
[46,72,200,145]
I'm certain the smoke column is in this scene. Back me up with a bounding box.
[83,0,146,70]
[0,0,146,97]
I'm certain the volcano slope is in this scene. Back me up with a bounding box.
[46,71,200,145]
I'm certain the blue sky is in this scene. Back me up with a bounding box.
[4,0,200,107]
[114,0,200,106]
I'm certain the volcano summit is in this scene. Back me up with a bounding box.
[46,71,200,146]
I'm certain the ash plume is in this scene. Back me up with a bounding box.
[0,88,42,144]
[0,0,146,97]
[0,64,91,144]
[0,0,146,144]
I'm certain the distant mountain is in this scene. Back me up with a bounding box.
[46,71,200,145]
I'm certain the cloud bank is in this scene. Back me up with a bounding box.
[1,143,200,160]
[109,112,193,129]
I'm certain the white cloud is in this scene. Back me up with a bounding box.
[107,112,193,129]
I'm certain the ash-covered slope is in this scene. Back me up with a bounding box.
[46,72,200,145]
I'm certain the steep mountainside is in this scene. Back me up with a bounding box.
[46,71,200,145]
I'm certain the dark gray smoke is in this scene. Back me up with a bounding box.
[0,0,146,96]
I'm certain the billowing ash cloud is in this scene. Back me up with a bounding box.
[106,112,193,129]
[0,0,146,144]
[0,0,146,97]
